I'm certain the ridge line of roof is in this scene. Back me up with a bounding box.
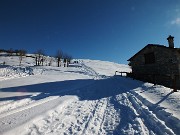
[128,44,179,61]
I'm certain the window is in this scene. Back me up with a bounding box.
[144,52,155,64]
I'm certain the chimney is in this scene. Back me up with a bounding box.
[167,35,174,48]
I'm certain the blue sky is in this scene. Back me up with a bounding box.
[0,0,180,64]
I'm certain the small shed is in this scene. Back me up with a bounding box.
[128,35,180,90]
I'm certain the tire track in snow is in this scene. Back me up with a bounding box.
[113,76,177,135]
[131,90,180,135]
[115,93,150,135]
[82,98,108,135]
[24,100,98,135]
[60,100,90,134]
[23,98,112,135]
[99,97,121,135]
[127,92,175,135]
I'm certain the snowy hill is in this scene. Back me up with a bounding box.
[0,55,179,135]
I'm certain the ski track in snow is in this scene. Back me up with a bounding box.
[79,62,100,79]
[0,59,179,135]
[22,97,119,135]
[115,92,175,135]
[11,89,177,135]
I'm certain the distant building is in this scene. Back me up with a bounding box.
[128,35,180,90]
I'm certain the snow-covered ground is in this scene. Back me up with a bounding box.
[0,55,179,135]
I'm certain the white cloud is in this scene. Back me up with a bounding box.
[171,18,180,25]
[175,8,180,12]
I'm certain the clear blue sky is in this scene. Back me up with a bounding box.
[0,0,180,64]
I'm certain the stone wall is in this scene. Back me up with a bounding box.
[130,45,180,89]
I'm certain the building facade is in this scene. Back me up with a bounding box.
[128,36,180,90]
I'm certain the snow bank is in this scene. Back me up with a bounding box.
[0,65,34,80]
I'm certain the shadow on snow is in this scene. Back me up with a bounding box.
[0,76,141,102]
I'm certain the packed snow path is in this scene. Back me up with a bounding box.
[0,60,179,135]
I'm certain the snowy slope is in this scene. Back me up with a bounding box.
[80,59,131,77]
[0,55,179,135]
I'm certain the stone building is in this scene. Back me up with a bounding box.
[128,35,180,90]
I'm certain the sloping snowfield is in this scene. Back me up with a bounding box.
[0,56,179,135]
